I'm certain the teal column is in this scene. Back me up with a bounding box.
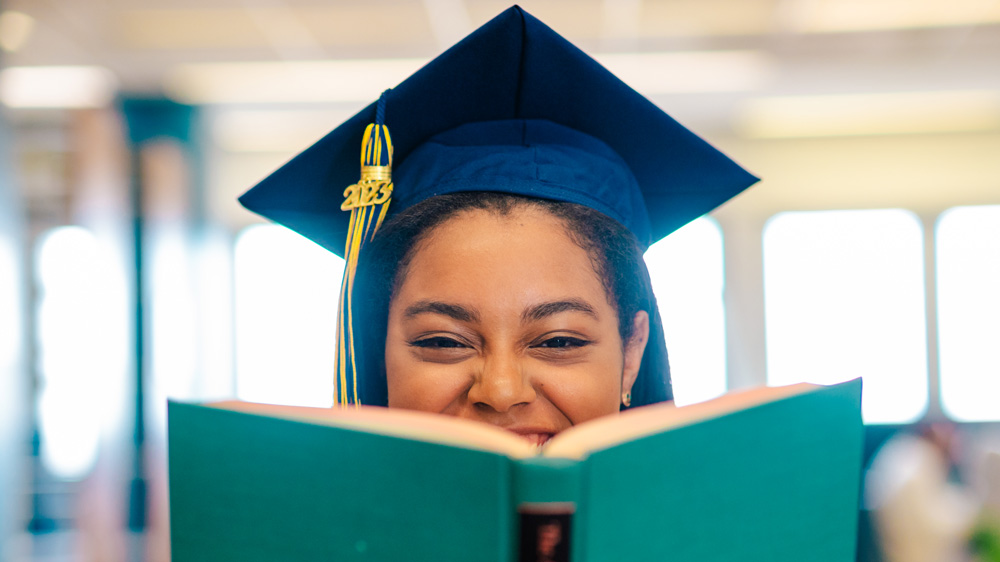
[119,97,198,534]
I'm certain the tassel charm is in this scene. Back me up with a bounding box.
[341,124,393,211]
[335,90,393,407]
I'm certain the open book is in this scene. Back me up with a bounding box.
[168,379,863,562]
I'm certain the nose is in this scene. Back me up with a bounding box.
[467,352,536,413]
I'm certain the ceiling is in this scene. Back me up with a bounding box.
[4,1,1000,230]
[5,0,1000,115]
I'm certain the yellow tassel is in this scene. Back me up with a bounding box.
[334,112,393,408]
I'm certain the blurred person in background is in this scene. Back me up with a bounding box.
[866,422,1000,562]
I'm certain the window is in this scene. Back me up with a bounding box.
[936,205,1000,422]
[646,218,726,406]
[35,227,127,479]
[148,226,235,432]
[234,225,344,407]
[763,210,928,424]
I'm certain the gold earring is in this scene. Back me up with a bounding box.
[621,392,631,407]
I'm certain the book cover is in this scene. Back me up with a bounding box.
[168,379,863,562]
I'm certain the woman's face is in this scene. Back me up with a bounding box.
[384,206,648,445]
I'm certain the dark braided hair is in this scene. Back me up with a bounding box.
[350,191,672,408]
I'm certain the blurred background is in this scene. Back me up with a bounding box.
[1,0,999,560]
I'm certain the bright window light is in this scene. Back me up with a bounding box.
[763,210,928,424]
[936,205,1000,422]
[150,229,198,415]
[35,227,126,480]
[646,218,726,406]
[147,225,237,435]
[192,229,236,398]
[234,225,344,407]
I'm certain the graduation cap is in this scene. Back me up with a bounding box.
[240,5,758,407]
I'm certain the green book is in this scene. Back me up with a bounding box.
[168,379,863,562]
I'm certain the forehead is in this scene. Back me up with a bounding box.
[396,206,611,313]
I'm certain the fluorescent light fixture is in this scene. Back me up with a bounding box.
[595,50,773,94]
[736,90,1000,138]
[0,10,35,52]
[165,59,427,105]
[168,50,771,105]
[213,108,358,152]
[0,66,118,109]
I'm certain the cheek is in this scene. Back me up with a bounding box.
[535,350,625,422]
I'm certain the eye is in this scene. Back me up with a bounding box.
[410,336,469,349]
[535,336,590,349]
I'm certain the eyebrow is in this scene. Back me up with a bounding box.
[404,301,480,323]
[521,299,598,323]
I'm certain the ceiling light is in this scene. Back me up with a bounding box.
[167,50,771,105]
[0,11,35,53]
[736,91,1000,138]
[595,51,773,94]
[0,66,118,109]
[164,59,427,105]
[213,109,359,152]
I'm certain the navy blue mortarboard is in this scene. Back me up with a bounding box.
[240,5,757,253]
[239,5,758,406]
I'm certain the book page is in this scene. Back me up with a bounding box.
[542,382,819,459]
[206,382,822,462]
[207,401,539,458]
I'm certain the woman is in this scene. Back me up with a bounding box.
[356,190,658,446]
[239,6,757,442]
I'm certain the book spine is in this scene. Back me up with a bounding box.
[511,458,582,562]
